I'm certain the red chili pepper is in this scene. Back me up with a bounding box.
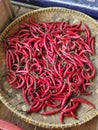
[62,102,79,113]
[60,102,79,123]
[41,108,61,115]
[13,74,25,89]
[52,83,65,96]
[61,96,68,109]
[40,22,48,31]
[22,87,30,105]
[45,100,61,108]
[7,71,16,85]
[27,102,43,113]
[5,20,96,123]
[91,37,95,53]
[84,24,91,40]
[71,111,78,120]
[72,97,96,109]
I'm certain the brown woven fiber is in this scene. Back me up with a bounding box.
[0,7,98,129]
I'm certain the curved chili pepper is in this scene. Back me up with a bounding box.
[60,102,79,123]
[5,20,96,124]
[27,102,43,113]
[52,83,66,96]
[7,71,16,85]
[90,37,95,53]
[22,87,30,105]
[41,108,61,115]
[45,100,61,108]
[13,74,25,89]
[72,97,95,109]
[62,102,79,113]
[71,111,78,120]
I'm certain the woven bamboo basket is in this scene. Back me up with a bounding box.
[0,7,98,129]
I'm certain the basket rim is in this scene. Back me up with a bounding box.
[0,7,98,129]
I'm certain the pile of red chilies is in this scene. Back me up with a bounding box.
[5,19,96,123]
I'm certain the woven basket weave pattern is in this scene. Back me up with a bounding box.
[0,7,98,129]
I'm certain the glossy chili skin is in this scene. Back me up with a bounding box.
[5,19,96,123]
